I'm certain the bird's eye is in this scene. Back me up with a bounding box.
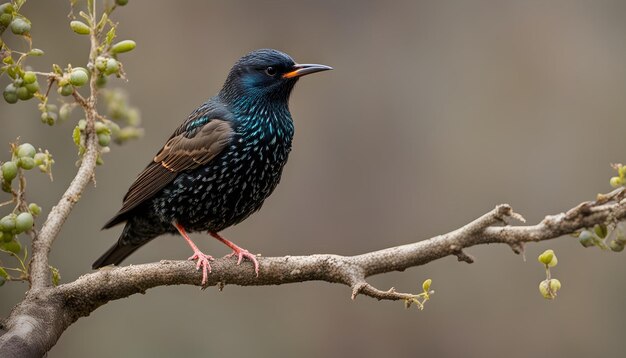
[265,66,277,76]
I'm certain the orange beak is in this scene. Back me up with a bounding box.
[282,63,333,79]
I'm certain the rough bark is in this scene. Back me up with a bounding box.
[1,188,624,357]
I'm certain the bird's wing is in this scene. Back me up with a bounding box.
[102,118,234,228]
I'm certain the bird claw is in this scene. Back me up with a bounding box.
[225,248,259,276]
[188,251,214,285]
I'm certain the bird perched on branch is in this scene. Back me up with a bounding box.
[93,49,332,284]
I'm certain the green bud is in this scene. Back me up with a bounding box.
[24,80,39,93]
[609,240,624,252]
[58,104,72,122]
[0,13,12,27]
[28,48,44,56]
[33,152,46,166]
[0,214,16,232]
[0,3,14,13]
[594,224,608,239]
[10,18,30,35]
[538,249,557,267]
[16,86,32,100]
[69,68,89,87]
[539,279,561,300]
[98,133,111,147]
[95,56,108,72]
[28,203,42,216]
[41,112,57,126]
[3,83,17,104]
[17,143,36,158]
[579,230,595,247]
[115,0,128,5]
[70,20,90,35]
[15,212,34,233]
[1,161,18,182]
[422,279,432,292]
[104,58,119,75]
[0,239,21,255]
[22,71,36,84]
[95,121,108,134]
[58,84,73,96]
[111,40,136,54]
[17,157,35,170]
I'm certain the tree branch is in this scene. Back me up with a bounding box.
[27,5,102,291]
[2,188,625,357]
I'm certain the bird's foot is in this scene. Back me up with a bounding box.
[209,232,260,276]
[188,250,214,285]
[224,247,260,276]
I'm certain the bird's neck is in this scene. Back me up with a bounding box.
[227,95,294,139]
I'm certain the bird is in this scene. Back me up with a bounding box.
[93,49,332,284]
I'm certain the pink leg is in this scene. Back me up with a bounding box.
[210,232,259,276]
[174,222,213,285]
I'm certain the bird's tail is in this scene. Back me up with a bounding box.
[92,240,143,269]
[92,221,154,269]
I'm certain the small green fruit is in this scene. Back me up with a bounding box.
[1,161,18,182]
[28,48,44,56]
[28,203,42,216]
[16,86,32,100]
[3,83,17,104]
[111,40,136,54]
[0,215,16,232]
[0,12,12,27]
[115,0,128,6]
[17,143,36,158]
[10,18,30,35]
[41,112,57,126]
[579,230,594,247]
[0,3,14,13]
[18,157,35,170]
[70,20,90,35]
[15,212,34,233]
[69,68,89,87]
[22,71,36,84]
[104,58,119,75]
[58,84,73,96]
[25,80,39,93]
[98,133,111,147]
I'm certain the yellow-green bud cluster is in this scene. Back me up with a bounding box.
[538,249,558,267]
[539,279,561,300]
[537,249,562,300]
[609,163,626,188]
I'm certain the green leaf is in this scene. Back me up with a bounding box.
[105,26,116,46]
[50,265,60,286]
[72,125,81,146]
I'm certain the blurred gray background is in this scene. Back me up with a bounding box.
[2,0,626,357]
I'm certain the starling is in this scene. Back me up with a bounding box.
[93,49,331,284]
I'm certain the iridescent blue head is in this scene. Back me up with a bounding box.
[219,49,332,106]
